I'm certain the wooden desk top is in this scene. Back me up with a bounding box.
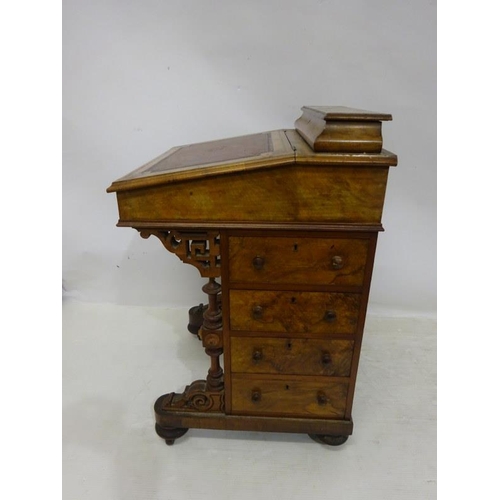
[107,106,397,228]
[108,130,294,192]
[107,133,396,194]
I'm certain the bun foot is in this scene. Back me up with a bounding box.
[187,303,207,336]
[155,424,188,445]
[308,434,349,446]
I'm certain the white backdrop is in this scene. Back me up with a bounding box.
[63,0,436,316]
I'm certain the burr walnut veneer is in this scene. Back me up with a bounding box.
[107,106,397,446]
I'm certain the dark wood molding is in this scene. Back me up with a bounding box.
[155,405,354,436]
[123,221,385,232]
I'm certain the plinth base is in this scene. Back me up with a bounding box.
[154,393,353,444]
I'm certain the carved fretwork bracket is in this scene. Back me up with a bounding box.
[138,229,221,278]
[159,380,225,413]
[141,228,225,415]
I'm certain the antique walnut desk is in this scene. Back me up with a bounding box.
[107,106,397,446]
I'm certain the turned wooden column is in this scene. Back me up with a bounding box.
[201,278,224,392]
[137,229,225,395]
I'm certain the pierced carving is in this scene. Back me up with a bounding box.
[159,380,225,413]
[138,229,221,278]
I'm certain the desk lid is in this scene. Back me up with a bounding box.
[300,106,392,121]
[107,106,396,193]
[107,130,294,193]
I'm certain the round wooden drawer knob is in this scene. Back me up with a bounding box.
[252,305,264,320]
[252,349,263,361]
[251,389,261,403]
[324,310,337,323]
[331,255,344,270]
[321,351,332,365]
[252,256,265,270]
[317,391,328,406]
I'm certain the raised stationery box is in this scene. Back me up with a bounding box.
[107,105,397,446]
[294,105,393,153]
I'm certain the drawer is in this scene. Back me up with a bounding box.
[228,235,370,286]
[231,337,354,376]
[231,375,349,418]
[229,290,360,334]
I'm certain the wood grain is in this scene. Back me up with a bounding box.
[154,405,353,435]
[295,115,383,153]
[228,235,369,286]
[229,290,361,334]
[107,130,294,191]
[143,133,273,174]
[115,165,390,224]
[231,337,354,376]
[285,129,398,167]
[344,232,378,419]
[294,106,392,153]
[231,374,349,418]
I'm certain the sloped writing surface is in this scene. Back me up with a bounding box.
[107,127,396,196]
[107,130,295,192]
[145,132,273,174]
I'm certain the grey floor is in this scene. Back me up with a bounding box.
[63,299,436,500]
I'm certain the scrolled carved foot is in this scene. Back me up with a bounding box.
[308,434,349,446]
[155,424,188,445]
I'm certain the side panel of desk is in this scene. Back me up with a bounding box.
[115,165,390,225]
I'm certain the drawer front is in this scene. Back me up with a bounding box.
[229,290,360,334]
[228,236,370,286]
[231,337,354,376]
[231,375,348,418]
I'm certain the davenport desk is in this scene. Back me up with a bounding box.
[107,106,397,446]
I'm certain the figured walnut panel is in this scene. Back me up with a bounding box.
[228,236,369,286]
[231,375,349,418]
[229,290,360,334]
[107,130,294,189]
[116,165,389,224]
[231,337,354,377]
